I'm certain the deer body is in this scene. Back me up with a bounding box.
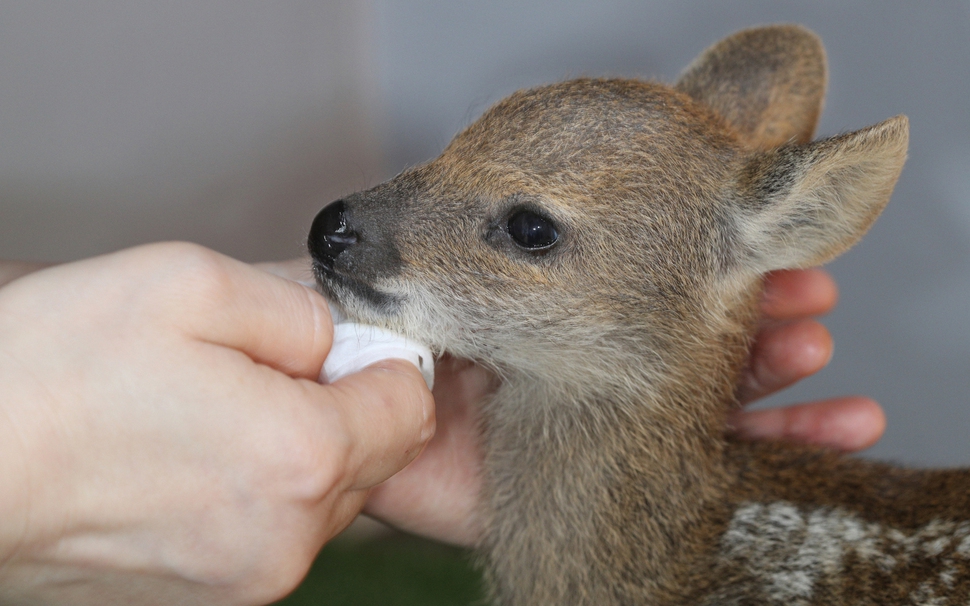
[307,25,953,605]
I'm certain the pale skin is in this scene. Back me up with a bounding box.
[0,247,883,605]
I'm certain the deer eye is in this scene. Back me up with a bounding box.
[507,210,559,250]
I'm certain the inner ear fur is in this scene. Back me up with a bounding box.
[730,115,909,274]
[676,25,827,150]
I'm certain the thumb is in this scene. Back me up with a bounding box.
[139,244,334,380]
[313,359,435,491]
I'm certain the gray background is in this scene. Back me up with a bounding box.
[1,2,967,465]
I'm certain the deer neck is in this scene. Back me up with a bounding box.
[476,332,745,604]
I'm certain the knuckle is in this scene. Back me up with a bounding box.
[308,425,355,495]
[241,553,316,605]
[139,241,219,273]
[137,242,235,315]
[273,552,317,598]
[271,407,353,499]
[166,243,233,296]
[209,548,315,605]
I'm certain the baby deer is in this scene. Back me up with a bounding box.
[307,24,962,605]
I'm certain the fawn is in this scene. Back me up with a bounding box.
[307,24,965,605]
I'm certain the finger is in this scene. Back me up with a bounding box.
[363,356,491,547]
[727,396,886,452]
[738,319,833,404]
[317,359,435,490]
[433,355,500,412]
[154,245,333,380]
[253,258,314,284]
[761,268,838,320]
[0,260,52,288]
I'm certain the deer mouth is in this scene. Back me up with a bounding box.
[311,260,401,316]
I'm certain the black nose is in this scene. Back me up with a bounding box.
[308,200,359,267]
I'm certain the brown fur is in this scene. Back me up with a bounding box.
[307,25,948,605]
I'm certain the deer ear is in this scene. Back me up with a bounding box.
[675,25,827,149]
[730,116,909,274]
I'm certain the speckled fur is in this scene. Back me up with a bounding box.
[309,25,938,605]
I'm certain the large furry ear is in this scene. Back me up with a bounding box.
[730,115,909,274]
[676,25,827,149]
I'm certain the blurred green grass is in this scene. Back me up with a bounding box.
[273,531,484,606]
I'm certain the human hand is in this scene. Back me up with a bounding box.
[360,268,885,548]
[0,243,433,606]
[255,259,486,547]
[728,269,886,451]
[0,260,50,288]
